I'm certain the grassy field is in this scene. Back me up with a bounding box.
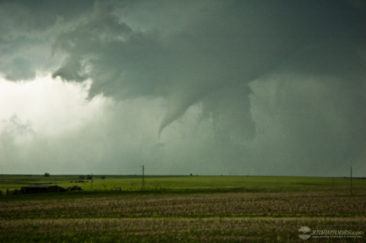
[1,174,365,192]
[0,175,365,242]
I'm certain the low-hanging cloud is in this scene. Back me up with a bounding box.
[0,0,365,175]
[50,0,366,135]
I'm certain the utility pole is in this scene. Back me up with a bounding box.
[350,166,353,196]
[90,174,94,191]
[142,165,145,190]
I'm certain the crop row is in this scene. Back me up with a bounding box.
[1,192,366,219]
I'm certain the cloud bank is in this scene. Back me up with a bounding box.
[0,0,365,176]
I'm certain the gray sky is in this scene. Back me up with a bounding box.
[0,0,365,176]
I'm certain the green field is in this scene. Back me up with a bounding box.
[1,175,365,242]
[1,174,364,193]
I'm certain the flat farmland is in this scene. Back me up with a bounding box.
[1,175,365,242]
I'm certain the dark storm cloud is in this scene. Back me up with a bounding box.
[0,0,95,80]
[49,0,366,135]
[1,0,365,175]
